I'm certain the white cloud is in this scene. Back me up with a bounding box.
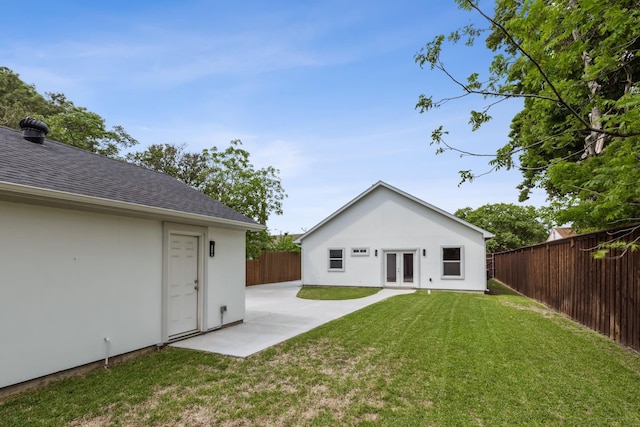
[249,139,314,179]
[4,10,362,92]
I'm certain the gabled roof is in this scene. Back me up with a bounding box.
[547,227,576,241]
[0,125,263,230]
[554,227,575,238]
[295,181,493,243]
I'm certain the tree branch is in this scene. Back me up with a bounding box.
[462,0,640,139]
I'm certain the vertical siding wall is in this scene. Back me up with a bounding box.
[246,251,301,286]
[494,226,640,353]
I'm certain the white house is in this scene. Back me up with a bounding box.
[295,181,493,291]
[547,227,576,241]
[0,120,263,390]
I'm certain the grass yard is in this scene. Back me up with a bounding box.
[2,283,640,426]
[297,285,380,300]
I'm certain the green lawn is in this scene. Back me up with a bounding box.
[297,285,380,300]
[2,283,640,426]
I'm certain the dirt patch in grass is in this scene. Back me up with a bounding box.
[71,339,391,426]
[68,415,112,427]
[175,407,214,427]
[500,300,557,318]
[237,339,388,424]
[68,386,182,427]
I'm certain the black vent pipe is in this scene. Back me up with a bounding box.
[19,118,50,144]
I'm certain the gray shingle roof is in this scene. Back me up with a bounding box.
[0,125,260,228]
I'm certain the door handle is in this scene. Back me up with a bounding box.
[194,279,198,290]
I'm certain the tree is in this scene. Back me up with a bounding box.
[0,67,57,127]
[455,203,550,252]
[415,1,640,234]
[127,141,286,258]
[0,67,137,157]
[268,233,301,254]
[45,93,138,157]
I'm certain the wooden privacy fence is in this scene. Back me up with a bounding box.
[494,226,640,353]
[246,251,301,286]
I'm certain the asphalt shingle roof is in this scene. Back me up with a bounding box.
[0,125,259,227]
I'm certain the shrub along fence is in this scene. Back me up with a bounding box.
[246,251,301,286]
[494,225,640,353]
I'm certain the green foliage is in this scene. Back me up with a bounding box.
[245,230,273,259]
[268,233,301,253]
[44,93,138,157]
[455,203,550,252]
[203,140,285,227]
[127,143,210,190]
[591,224,640,259]
[0,67,137,157]
[415,0,640,231]
[127,141,286,258]
[0,67,58,127]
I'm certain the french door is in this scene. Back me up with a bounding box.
[385,251,414,286]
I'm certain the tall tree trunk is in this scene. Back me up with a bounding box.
[569,2,606,159]
[581,51,606,157]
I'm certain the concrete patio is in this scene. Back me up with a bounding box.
[170,281,414,357]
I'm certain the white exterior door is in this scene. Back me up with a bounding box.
[168,234,199,337]
[385,251,414,286]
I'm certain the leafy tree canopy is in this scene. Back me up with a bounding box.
[416,0,640,232]
[268,233,301,254]
[127,141,286,258]
[455,203,550,252]
[0,66,137,157]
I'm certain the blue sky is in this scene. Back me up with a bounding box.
[3,0,546,234]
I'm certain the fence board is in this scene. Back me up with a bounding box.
[246,251,301,286]
[494,225,640,353]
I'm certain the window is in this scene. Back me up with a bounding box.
[328,248,345,271]
[351,247,369,257]
[442,246,464,278]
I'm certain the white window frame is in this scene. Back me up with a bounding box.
[441,245,464,279]
[350,247,369,257]
[328,248,345,271]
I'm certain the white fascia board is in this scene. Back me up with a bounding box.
[0,181,265,232]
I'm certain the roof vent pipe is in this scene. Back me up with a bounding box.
[19,118,50,144]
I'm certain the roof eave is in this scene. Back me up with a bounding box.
[0,181,265,231]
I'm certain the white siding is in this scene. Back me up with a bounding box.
[301,186,487,291]
[0,201,163,388]
[205,227,246,329]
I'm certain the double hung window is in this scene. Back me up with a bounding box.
[328,248,345,271]
[442,246,464,278]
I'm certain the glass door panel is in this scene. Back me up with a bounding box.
[386,253,397,283]
[403,253,414,283]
